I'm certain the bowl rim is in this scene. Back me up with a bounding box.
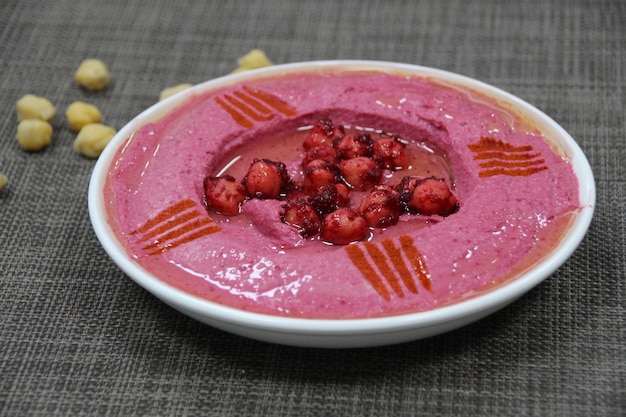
[88,59,595,338]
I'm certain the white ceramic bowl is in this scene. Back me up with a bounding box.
[89,61,595,348]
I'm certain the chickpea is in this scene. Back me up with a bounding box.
[280,198,321,237]
[358,186,402,228]
[74,59,111,91]
[0,173,8,191]
[73,123,116,158]
[406,177,458,216]
[203,175,247,216]
[308,183,350,216]
[242,158,289,199]
[397,176,458,216]
[333,133,374,160]
[302,159,340,194]
[303,118,343,150]
[66,101,102,131]
[16,94,56,122]
[16,119,53,151]
[231,49,273,73]
[159,84,193,101]
[338,156,382,191]
[372,137,410,170]
[321,207,369,245]
[301,145,337,166]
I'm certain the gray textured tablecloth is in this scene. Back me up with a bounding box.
[1,1,624,416]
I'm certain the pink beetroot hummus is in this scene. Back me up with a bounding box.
[104,70,580,318]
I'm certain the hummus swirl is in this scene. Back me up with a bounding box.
[104,71,579,318]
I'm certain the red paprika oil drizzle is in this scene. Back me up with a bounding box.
[131,199,222,256]
[242,85,297,116]
[468,136,548,177]
[215,96,254,128]
[345,235,430,301]
[364,242,405,297]
[381,238,419,294]
[215,86,298,129]
[345,244,392,301]
[130,199,196,236]
[399,235,431,291]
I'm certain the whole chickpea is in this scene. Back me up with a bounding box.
[74,59,111,91]
[16,119,53,151]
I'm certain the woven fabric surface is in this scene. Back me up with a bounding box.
[0,0,624,416]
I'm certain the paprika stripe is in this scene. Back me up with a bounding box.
[130,199,196,235]
[469,137,548,178]
[345,245,391,301]
[132,199,221,256]
[136,209,203,243]
[215,96,254,128]
[141,217,215,252]
[242,86,297,116]
[233,90,274,115]
[364,242,404,297]
[347,236,432,301]
[217,87,297,127]
[473,151,541,161]
[479,166,548,178]
[398,235,431,291]
[224,94,274,121]
[381,238,418,294]
[478,158,545,169]
[147,225,222,256]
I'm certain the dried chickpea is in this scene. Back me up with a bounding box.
[73,123,116,158]
[66,101,102,131]
[16,94,56,122]
[159,83,193,101]
[231,49,272,73]
[16,119,53,151]
[0,173,7,191]
[74,59,110,91]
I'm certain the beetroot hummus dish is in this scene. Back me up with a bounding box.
[103,69,581,319]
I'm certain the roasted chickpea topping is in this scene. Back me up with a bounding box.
[338,156,382,191]
[302,159,340,195]
[333,133,374,160]
[242,158,290,199]
[280,198,321,237]
[309,183,350,216]
[372,137,410,170]
[204,175,248,216]
[397,176,458,216]
[301,145,337,166]
[204,117,459,245]
[303,118,344,150]
[358,186,402,228]
[321,207,369,245]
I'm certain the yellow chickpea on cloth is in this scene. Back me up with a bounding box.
[66,101,102,131]
[0,173,8,191]
[16,94,56,122]
[159,84,194,101]
[231,49,273,73]
[16,119,53,151]
[73,123,117,158]
[74,59,111,91]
